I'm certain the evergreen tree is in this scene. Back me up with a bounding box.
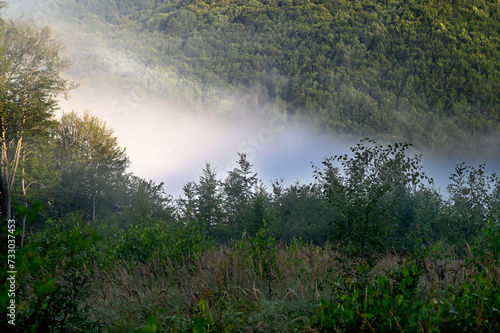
[271,180,333,244]
[195,162,224,237]
[223,153,258,238]
[178,181,196,220]
[121,175,174,227]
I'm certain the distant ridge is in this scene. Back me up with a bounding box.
[4,0,500,157]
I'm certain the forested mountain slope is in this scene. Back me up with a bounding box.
[6,0,500,154]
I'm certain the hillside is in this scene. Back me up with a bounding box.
[5,0,500,154]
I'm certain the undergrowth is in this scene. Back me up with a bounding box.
[5,222,500,332]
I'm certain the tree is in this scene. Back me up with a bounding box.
[491,180,500,225]
[54,111,129,222]
[0,19,74,220]
[120,175,174,228]
[315,138,431,258]
[271,180,333,244]
[245,181,273,237]
[392,186,444,252]
[223,153,258,238]
[194,162,224,237]
[443,163,499,246]
[178,181,197,221]
[14,138,61,245]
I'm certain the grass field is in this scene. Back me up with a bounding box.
[10,222,499,332]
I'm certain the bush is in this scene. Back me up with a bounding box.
[109,217,210,264]
[14,220,102,332]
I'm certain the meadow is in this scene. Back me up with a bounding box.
[7,219,499,332]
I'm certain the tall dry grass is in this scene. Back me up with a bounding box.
[82,241,496,332]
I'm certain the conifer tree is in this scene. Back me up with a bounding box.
[223,153,258,237]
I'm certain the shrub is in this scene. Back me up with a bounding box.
[14,220,102,332]
[110,217,210,264]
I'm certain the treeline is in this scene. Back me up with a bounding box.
[170,140,500,255]
[6,0,500,152]
[12,122,500,256]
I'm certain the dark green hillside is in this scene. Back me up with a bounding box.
[6,0,500,151]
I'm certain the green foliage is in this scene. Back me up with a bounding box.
[14,220,102,332]
[319,271,443,332]
[0,17,74,220]
[186,162,225,238]
[442,163,499,248]
[13,139,61,223]
[177,153,273,242]
[271,181,334,244]
[318,236,500,332]
[236,221,276,281]
[436,222,500,332]
[9,0,500,152]
[315,138,431,258]
[8,219,497,332]
[110,217,210,264]
[119,176,175,229]
[3,3,500,331]
[395,187,444,252]
[223,153,259,237]
[54,111,129,222]
[143,315,158,333]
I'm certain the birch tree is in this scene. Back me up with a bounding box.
[0,19,73,220]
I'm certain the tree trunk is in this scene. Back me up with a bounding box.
[92,193,96,222]
[0,136,23,221]
[1,190,11,221]
[21,156,30,247]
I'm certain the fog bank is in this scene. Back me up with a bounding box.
[57,85,357,197]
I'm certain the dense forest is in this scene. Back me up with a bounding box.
[1,1,500,332]
[4,0,500,154]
